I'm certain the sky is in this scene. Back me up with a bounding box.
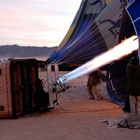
[0,0,82,47]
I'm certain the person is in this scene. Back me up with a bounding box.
[87,70,105,100]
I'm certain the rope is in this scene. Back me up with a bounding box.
[54,9,122,63]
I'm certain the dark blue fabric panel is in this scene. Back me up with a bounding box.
[127,0,140,36]
[64,14,93,48]
[49,1,105,63]
[106,54,135,107]
[49,51,60,62]
[106,80,125,106]
[58,24,107,64]
[50,24,95,63]
[127,0,134,3]
[64,20,90,47]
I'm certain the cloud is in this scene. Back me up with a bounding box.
[0,0,82,47]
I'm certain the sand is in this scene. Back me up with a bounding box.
[0,71,140,140]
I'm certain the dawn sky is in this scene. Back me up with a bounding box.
[0,0,81,47]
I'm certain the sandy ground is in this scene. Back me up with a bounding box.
[0,71,140,140]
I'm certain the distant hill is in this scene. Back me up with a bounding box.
[0,45,57,58]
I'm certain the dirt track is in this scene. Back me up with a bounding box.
[0,73,140,140]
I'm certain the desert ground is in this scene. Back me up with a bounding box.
[0,71,140,140]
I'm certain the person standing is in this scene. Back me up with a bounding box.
[87,71,104,100]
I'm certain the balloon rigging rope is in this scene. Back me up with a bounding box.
[54,11,122,63]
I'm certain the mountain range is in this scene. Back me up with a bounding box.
[0,45,57,58]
